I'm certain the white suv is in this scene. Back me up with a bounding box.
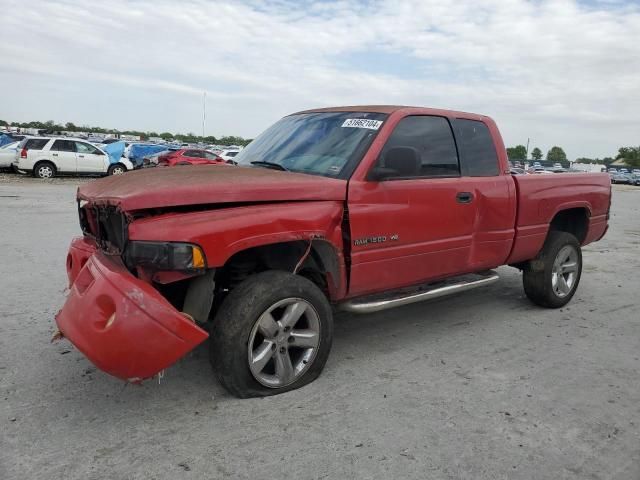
[13,137,133,178]
[218,149,241,163]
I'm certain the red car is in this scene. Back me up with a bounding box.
[57,105,611,397]
[157,148,225,166]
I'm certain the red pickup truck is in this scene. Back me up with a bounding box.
[56,106,611,397]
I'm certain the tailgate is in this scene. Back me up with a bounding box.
[56,252,209,381]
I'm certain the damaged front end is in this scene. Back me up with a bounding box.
[56,201,211,382]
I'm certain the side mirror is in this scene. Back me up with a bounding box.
[368,146,420,181]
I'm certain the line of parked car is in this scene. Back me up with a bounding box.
[608,168,640,185]
[0,134,242,179]
[510,161,580,175]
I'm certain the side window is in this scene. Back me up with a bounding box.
[453,119,499,176]
[24,139,49,150]
[377,116,459,178]
[75,142,101,154]
[51,140,76,152]
[204,152,219,160]
[183,150,200,158]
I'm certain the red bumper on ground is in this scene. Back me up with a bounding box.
[66,236,97,287]
[56,250,209,382]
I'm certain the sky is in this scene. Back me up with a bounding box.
[1,0,639,159]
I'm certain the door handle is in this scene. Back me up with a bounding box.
[78,155,84,158]
[52,153,58,156]
[456,192,474,204]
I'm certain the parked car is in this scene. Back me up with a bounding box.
[156,148,225,167]
[611,173,632,184]
[619,168,629,174]
[627,173,640,186]
[57,105,611,398]
[218,149,241,163]
[608,168,618,173]
[0,141,22,169]
[13,137,133,178]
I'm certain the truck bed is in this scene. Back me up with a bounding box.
[507,172,611,264]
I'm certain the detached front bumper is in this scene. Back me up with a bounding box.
[56,241,209,382]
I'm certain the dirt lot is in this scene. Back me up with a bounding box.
[1,174,639,480]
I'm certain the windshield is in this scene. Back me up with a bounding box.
[235,112,387,178]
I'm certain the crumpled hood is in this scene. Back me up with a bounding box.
[77,165,347,211]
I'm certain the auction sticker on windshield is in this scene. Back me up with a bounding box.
[341,118,383,130]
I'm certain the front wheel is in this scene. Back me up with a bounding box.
[523,231,582,308]
[108,163,126,175]
[211,271,333,398]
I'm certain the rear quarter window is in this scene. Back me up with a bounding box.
[23,139,49,150]
[453,119,499,177]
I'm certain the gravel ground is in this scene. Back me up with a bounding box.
[1,175,639,480]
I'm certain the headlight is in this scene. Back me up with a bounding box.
[124,241,206,271]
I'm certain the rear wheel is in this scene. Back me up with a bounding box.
[34,162,56,179]
[210,270,333,398]
[523,231,582,308]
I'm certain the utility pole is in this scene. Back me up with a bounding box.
[526,138,530,159]
[202,91,206,141]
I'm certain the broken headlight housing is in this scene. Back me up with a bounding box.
[124,241,206,272]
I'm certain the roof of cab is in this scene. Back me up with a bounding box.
[292,105,488,121]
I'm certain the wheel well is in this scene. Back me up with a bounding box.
[216,240,339,298]
[549,208,589,244]
[34,159,55,171]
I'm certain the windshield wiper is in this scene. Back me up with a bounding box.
[250,161,288,171]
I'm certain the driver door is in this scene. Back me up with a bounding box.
[75,141,107,173]
[347,115,477,297]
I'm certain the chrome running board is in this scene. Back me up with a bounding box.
[338,270,499,314]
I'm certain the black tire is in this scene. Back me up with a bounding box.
[107,163,126,175]
[210,270,333,398]
[523,231,582,308]
[34,161,56,179]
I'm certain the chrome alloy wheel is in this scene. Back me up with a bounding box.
[111,166,125,175]
[247,298,320,388]
[38,165,53,178]
[551,244,579,298]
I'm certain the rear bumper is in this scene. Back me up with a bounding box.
[11,162,28,174]
[56,249,209,382]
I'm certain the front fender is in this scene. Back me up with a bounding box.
[128,201,347,296]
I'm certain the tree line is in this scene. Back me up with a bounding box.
[506,145,567,163]
[506,144,640,168]
[0,119,253,146]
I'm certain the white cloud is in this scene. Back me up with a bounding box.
[0,0,639,158]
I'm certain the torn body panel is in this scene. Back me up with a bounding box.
[128,200,349,299]
[56,252,209,381]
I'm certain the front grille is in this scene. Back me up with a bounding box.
[78,203,127,254]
